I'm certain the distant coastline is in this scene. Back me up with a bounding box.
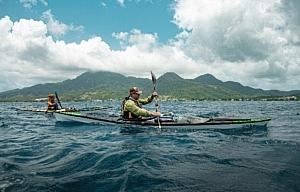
[0,71,299,102]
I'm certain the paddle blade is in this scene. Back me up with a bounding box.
[151,71,157,84]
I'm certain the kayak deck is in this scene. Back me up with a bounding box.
[54,111,271,129]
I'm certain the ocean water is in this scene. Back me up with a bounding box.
[0,101,299,192]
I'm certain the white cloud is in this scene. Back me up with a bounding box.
[0,0,300,92]
[0,16,200,92]
[117,0,125,7]
[41,10,84,37]
[101,2,107,7]
[113,29,158,50]
[116,0,154,7]
[19,0,47,9]
[172,0,300,90]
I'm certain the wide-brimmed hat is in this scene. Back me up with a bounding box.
[129,87,142,94]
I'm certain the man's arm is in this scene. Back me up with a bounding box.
[139,91,158,105]
[138,95,154,105]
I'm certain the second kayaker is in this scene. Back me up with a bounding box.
[121,87,161,119]
[47,93,59,110]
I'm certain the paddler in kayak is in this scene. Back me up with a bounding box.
[122,87,161,119]
[47,93,59,110]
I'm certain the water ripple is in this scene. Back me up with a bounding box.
[0,101,299,191]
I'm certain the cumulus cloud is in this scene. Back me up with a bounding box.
[0,0,300,92]
[19,0,47,9]
[172,0,300,90]
[117,0,125,7]
[113,29,158,50]
[41,10,84,37]
[100,2,107,7]
[116,0,154,7]
[0,16,200,92]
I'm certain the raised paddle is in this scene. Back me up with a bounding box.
[150,71,161,129]
[55,91,63,109]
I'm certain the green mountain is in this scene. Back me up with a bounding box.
[193,73,266,96]
[0,71,299,101]
[156,73,241,100]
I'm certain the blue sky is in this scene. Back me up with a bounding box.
[0,0,300,91]
[0,0,179,48]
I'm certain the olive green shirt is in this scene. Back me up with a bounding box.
[124,96,154,117]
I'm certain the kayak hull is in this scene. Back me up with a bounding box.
[54,112,271,129]
[54,111,110,124]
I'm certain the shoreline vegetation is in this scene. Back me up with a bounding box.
[0,95,298,102]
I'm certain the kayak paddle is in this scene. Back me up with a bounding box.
[55,91,63,109]
[151,71,161,129]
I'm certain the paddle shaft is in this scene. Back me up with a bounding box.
[151,71,159,111]
[151,71,161,129]
[55,91,63,109]
[153,85,159,112]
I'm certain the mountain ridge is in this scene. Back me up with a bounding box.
[0,71,299,101]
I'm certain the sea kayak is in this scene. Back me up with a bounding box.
[16,106,109,113]
[17,108,77,113]
[54,111,271,129]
